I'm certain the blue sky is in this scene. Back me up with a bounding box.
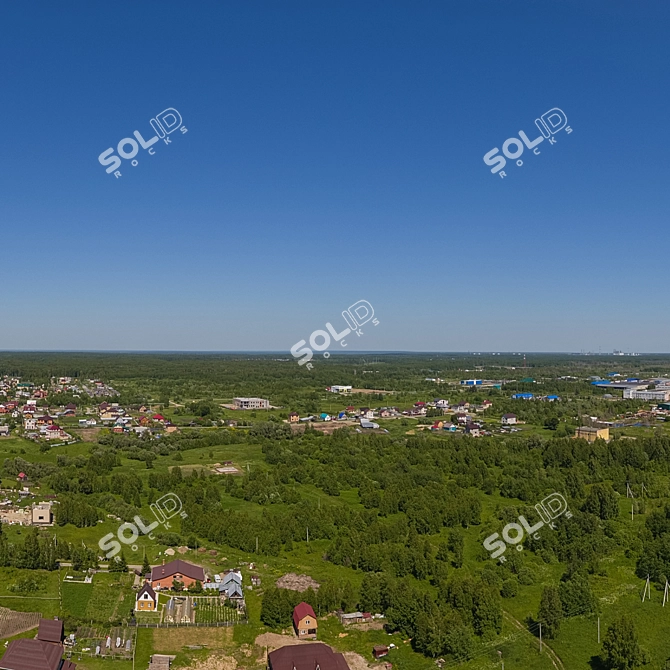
[1,0,669,352]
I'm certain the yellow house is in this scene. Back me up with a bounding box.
[574,426,610,443]
[135,583,157,612]
[293,602,317,639]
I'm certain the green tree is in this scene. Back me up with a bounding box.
[583,483,620,520]
[447,530,464,569]
[110,551,127,573]
[559,572,597,617]
[537,586,563,639]
[141,552,151,577]
[602,616,648,670]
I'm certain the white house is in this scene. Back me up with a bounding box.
[328,386,352,394]
[501,413,517,425]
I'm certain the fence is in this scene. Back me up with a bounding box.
[129,620,247,628]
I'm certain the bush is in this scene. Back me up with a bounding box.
[517,567,535,585]
[501,579,518,598]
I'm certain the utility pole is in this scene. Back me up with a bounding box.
[632,504,634,522]
[306,527,309,543]
[256,537,258,553]
[642,574,651,602]
[664,580,669,607]
[539,622,542,653]
[597,617,600,643]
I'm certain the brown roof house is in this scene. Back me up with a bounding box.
[269,644,349,670]
[292,602,317,639]
[135,582,158,611]
[0,617,74,670]
[150,559,205,590]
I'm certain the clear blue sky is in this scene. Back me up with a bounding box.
[1,0,668,352]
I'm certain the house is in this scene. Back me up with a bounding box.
[435,399,449,409]
[360,420,379,429]
[430,421,444,431]
[0,426,9,437]
[512,393,534,400]
[454,412,469,424]
[222,570,244,601]
[293,602,317,639]
[251,575,261,586]
[17,473,27,483]
[268,644,349,670]
[289,412,300,423]
[37,618,64,644]
[319,413,331,422]
[165,424,179,434]
[150,560,205,590]
[327,386,352,394]
[443,422,457,432]
[465,422,481,437]
[501,413,517,425]
[0,617,74,670]
[359,408,374,420]
[152,414,166,422]
[372,646,389,660]
[32,503,53,525]
[233,397,269,410]
[574,426,610,443]
[135,583,158,611]
[44,425,67,440]
[482,400,493,409]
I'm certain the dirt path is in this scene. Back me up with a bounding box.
[503,611,564,670]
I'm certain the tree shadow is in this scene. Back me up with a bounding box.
[588,654,606,670]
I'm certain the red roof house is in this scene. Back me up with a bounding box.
[293,602,317,639]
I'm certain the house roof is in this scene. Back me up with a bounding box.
[0,639,65,670]
[222,570,242,585]
[37,618,64,643]
[137,582,156,601]
[502,413,516,419]
[269,643,349,670]
[292,602,316,628]
[150,559,204,582]
[152,414,165,420]
[225,582,244,598]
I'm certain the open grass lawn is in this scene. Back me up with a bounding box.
[0,568,61,619]
[62,582,93,618]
